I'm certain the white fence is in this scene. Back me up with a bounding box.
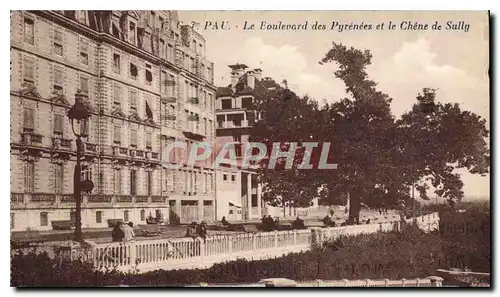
[73,212,439,273]
[190,276,444,287]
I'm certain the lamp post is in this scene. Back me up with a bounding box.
[67,90,91,242]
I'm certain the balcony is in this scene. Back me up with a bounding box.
[188,97,200,105]
[161,96,177,104]
[11,193,24,204]
[135,195,149,203]
[151,196,164,203]
[60,194,75,203]
[116,195,133,203]
[112,146,129,159]
[52,137,72,150]
[30,193,56,204]
[151,152,160,160]
[217,120,251,129]
[20,132,43,146]
[87,195,112,203]
[135,150,145,158]
[83,142,98,154]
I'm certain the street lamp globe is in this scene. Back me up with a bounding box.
[67,90,91,137]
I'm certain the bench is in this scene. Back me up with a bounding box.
[243,224,259,233]
[51,220,75,230]
[107,219,124,227]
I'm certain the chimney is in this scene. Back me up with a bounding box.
[231,71,238,89]
[254,68,262,81]
[247,70,255,89]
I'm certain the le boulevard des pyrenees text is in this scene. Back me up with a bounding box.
[203,20,471,32]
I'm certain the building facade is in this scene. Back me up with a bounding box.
[10,10,217,231]
[215,64,284,221]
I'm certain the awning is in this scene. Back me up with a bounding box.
[228,201,242,208]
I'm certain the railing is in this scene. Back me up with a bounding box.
[116,195,133,203]
[87,195,113,203]
[60,194,75,203]
[190,276,444,287]
[135,196,149,203]
[52,137,72,149]
[151,196,164,203]
[83,142,98,154]
[11,193,24,204]
[30,193,56,203]
[21,132,43,145]
[77,213,440,274]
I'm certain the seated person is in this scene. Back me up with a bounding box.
[322,215,333,227]
[185,222,198,239]
[196,221,208,241]
[292,216,305,229]
[221,216,229,226]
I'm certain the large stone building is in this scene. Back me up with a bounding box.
[10,10,217,231]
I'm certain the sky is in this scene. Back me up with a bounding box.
[179,11,490,199]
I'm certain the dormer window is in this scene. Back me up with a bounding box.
[129,21,136,45]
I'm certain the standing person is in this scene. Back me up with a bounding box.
[121,222,135,242]
[112,221,125,242]
[221,216,229,226]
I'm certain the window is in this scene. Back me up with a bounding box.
[124,210,129,222]
[113,83,121,108]
[140,209,145,221]
[114,168,122,194]
[40,212,48,226]
[70,211,76,222]
[231,175,236,182]
[233,133,241,143]
[130,128,137,147]
[208,93,213,110]
[113,125,121,145]
[167,170,174,193]
[129,22,136,45]
[98,171,103,193]
[130,169,137,195]
[168,74,175,96]
[149,11,155,28]
[145,64,152,85]
[24,17,34,45]
[23,108,35,132]
[146,170,152,196]
[190,57,195,72]
[146,131,152,149]
[113,53,120,74]
[54,29,63,55]
[80,76,89,94]
[96,211,102,223]
[129,89,137,111]
[208,120,213,138]
[129,63,138,80]
[167,44,173,61]
[160,39,165,59]
[23,56,35,84]
[79,39,89,65]
[53,65,64,94]
[223,174,228,181]
[53,114,64,136]
[207,67,212,82]
[160,71,167,95]
[11,213,14,229]
[81,165,92,182]
[192,40,196,53]
[24,161,35,193]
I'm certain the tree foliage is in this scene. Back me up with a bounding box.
[250,42,489,220]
